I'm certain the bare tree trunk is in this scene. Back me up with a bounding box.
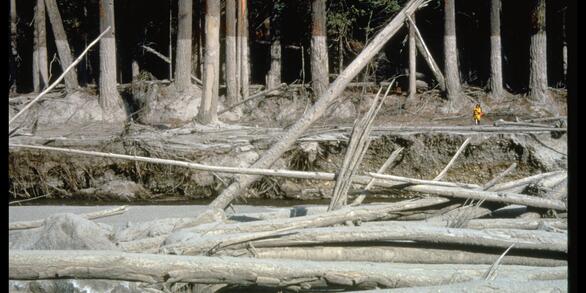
[169,1,173,80]
[36,0,49,89]
[443,0,462,109]
[10,0,18,94]
[131,60,139,81]
[408,14,417,99]
[197,0,220,124]
[175,0,192,92]
[32,4,40,93]
[201,0,427,216]
[489,0,504,98]
[99,0,126,121]
[529,0,549,103]
[238,0,250,98]
[310,0,329,97]
[266,1,282,90]
[562,11,567,83]
[44,0,79,90]
[225,0,238,106]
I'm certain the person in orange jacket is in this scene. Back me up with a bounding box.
[473,104,484,125]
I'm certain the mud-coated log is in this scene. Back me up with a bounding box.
[9,250,567,288]
[167,222,567,255]
[364,218,567,231]
[220,246,566,267]
[490,171,565,193]
[351,279,567,293]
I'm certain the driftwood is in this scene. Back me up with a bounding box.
[218,83,287,114]
[9,250,567,289]
[115,198,449,252]
[9,206,128,230]
[220,246,566,267]
[351,279,567,293]
[166,223,567,255]
[9,27,111,126]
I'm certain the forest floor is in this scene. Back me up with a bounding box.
[8,85,568,204]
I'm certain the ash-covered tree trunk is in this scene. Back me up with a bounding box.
[36,0,49,89]
[408,14,417,99]
[99,0,126,121]
[175,0,192,92]
[197,0,220,124]
[310,0,329,97]
[225,0,238,106]
[238,0,250,98]
[489,0,504,98]
[266,2,283,90]
[529,0,549,102]
[45,0,79,90]
[443,0,462,109]
[10,0,18,94]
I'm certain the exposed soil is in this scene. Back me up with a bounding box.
[8,85,567,203]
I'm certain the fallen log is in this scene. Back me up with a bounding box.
[349,279,567,293]
[351,147,404,206]
[9,206,128,230]
[489,171,565,193]
[117,198,449,251]
[218,83,287,114]
[482,163,517,190]
[9,250,566,289]
[369,173,480,189]
[365,218,567,231]
[165,222,567,255]
[220,246,566,267]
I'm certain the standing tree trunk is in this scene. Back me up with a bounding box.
[529,0,549,102]
[489,0,504,98]
[37,0,49,89]
[32,4,40,93]
[10,0,18,94]
[197,0,220,124]
[99,0,126,121]
[225,0,238,106]
[408,14,417,99]
[175,0,193,92]
[169,1,173,80]
[238,0,250,98]
[310,0,329,97]
[44,0,79,90]
[443,0,462,109]
[266,1,282,90]
[562,10,567,83]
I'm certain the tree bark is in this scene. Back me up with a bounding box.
[408,14,417,99]
[9,250,566,288]
[175,0,192,92]
[310,0,329,97]
[202,0,426,216]
[36,0,49,89]
[10,0,18,93]
[197,0,220,124]
[489,0,504,99]
[220,246,566,267]
[44,0,79,90]
[225,0,238,106]
[238,0,250,98]
[529,0,549,102]
[99,0,126,121]
[443,0,462,109]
